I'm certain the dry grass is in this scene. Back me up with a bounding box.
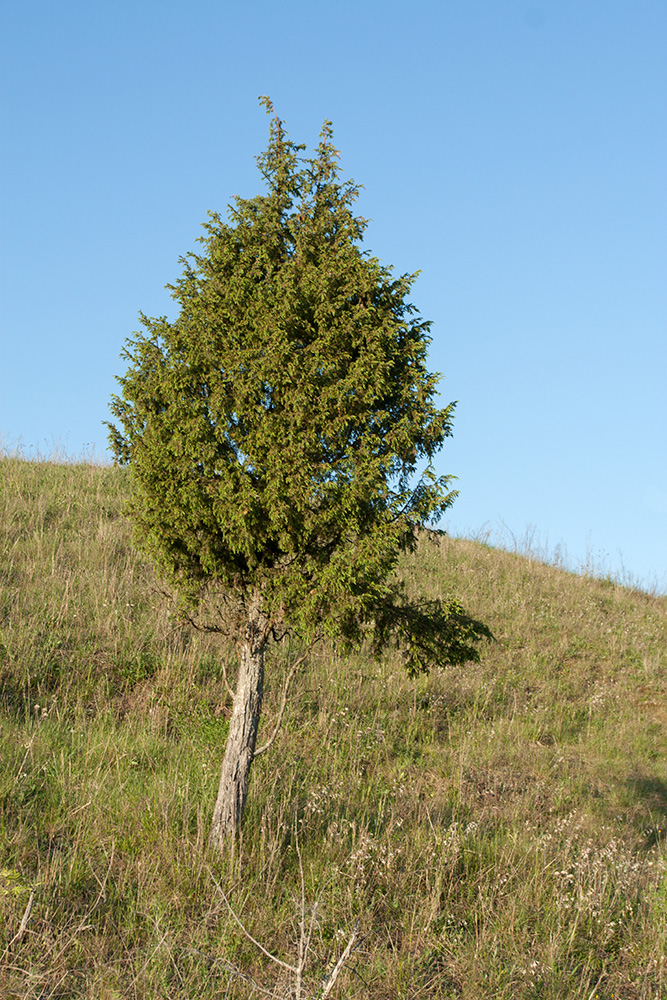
[1,455,666,998]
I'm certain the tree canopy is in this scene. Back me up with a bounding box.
[108,98,489,673]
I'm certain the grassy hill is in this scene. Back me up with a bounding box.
[1,456,666,999]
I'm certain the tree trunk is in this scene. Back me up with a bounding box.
[210,599,267,849]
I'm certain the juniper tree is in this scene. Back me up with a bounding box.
[107,98,491,849]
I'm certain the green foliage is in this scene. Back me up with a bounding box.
[107,99,489,667]
[0,868,34,898]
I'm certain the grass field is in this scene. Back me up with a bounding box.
[1,455,666,998]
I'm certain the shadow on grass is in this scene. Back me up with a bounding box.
[626,774,667,847]
[0,674,31,721]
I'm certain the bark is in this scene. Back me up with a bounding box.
[210,597,268,848]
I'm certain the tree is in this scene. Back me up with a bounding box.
[107,98,491,849]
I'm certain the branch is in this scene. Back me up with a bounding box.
[296,828,307,999]
[293,823,323,999]
[254,639,322,757]
[254,653,305,757]
[208,870,297,975]
[219,658,235,701]
[4,891,34,952]
[150,582,243,639]
[181,950,285,1000]
[206,849,360,999]
[320,920,360,998]
[177,603,230,637]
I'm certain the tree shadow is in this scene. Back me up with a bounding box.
[626,774,667,848]
[0,674,31,722]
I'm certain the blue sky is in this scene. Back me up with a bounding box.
[1,0,666,592]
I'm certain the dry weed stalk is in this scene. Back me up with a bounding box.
[207,829,360,999]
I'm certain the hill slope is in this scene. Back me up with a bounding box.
[1,457,666,999]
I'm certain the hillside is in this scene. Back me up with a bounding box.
[1,456,666,999]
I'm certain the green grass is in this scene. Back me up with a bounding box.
[1,454,666,998]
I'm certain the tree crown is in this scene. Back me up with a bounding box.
[107,99,491,671]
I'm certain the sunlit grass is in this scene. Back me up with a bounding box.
[1,455,666,997]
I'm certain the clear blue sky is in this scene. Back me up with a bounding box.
[1,0,665,593]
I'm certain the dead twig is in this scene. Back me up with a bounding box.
[255,649,313,757]
[4,890,35,954]
[294,823,324,1000]
[320,920,360,998]
[208,870,297,976]
[207,828,359,999]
